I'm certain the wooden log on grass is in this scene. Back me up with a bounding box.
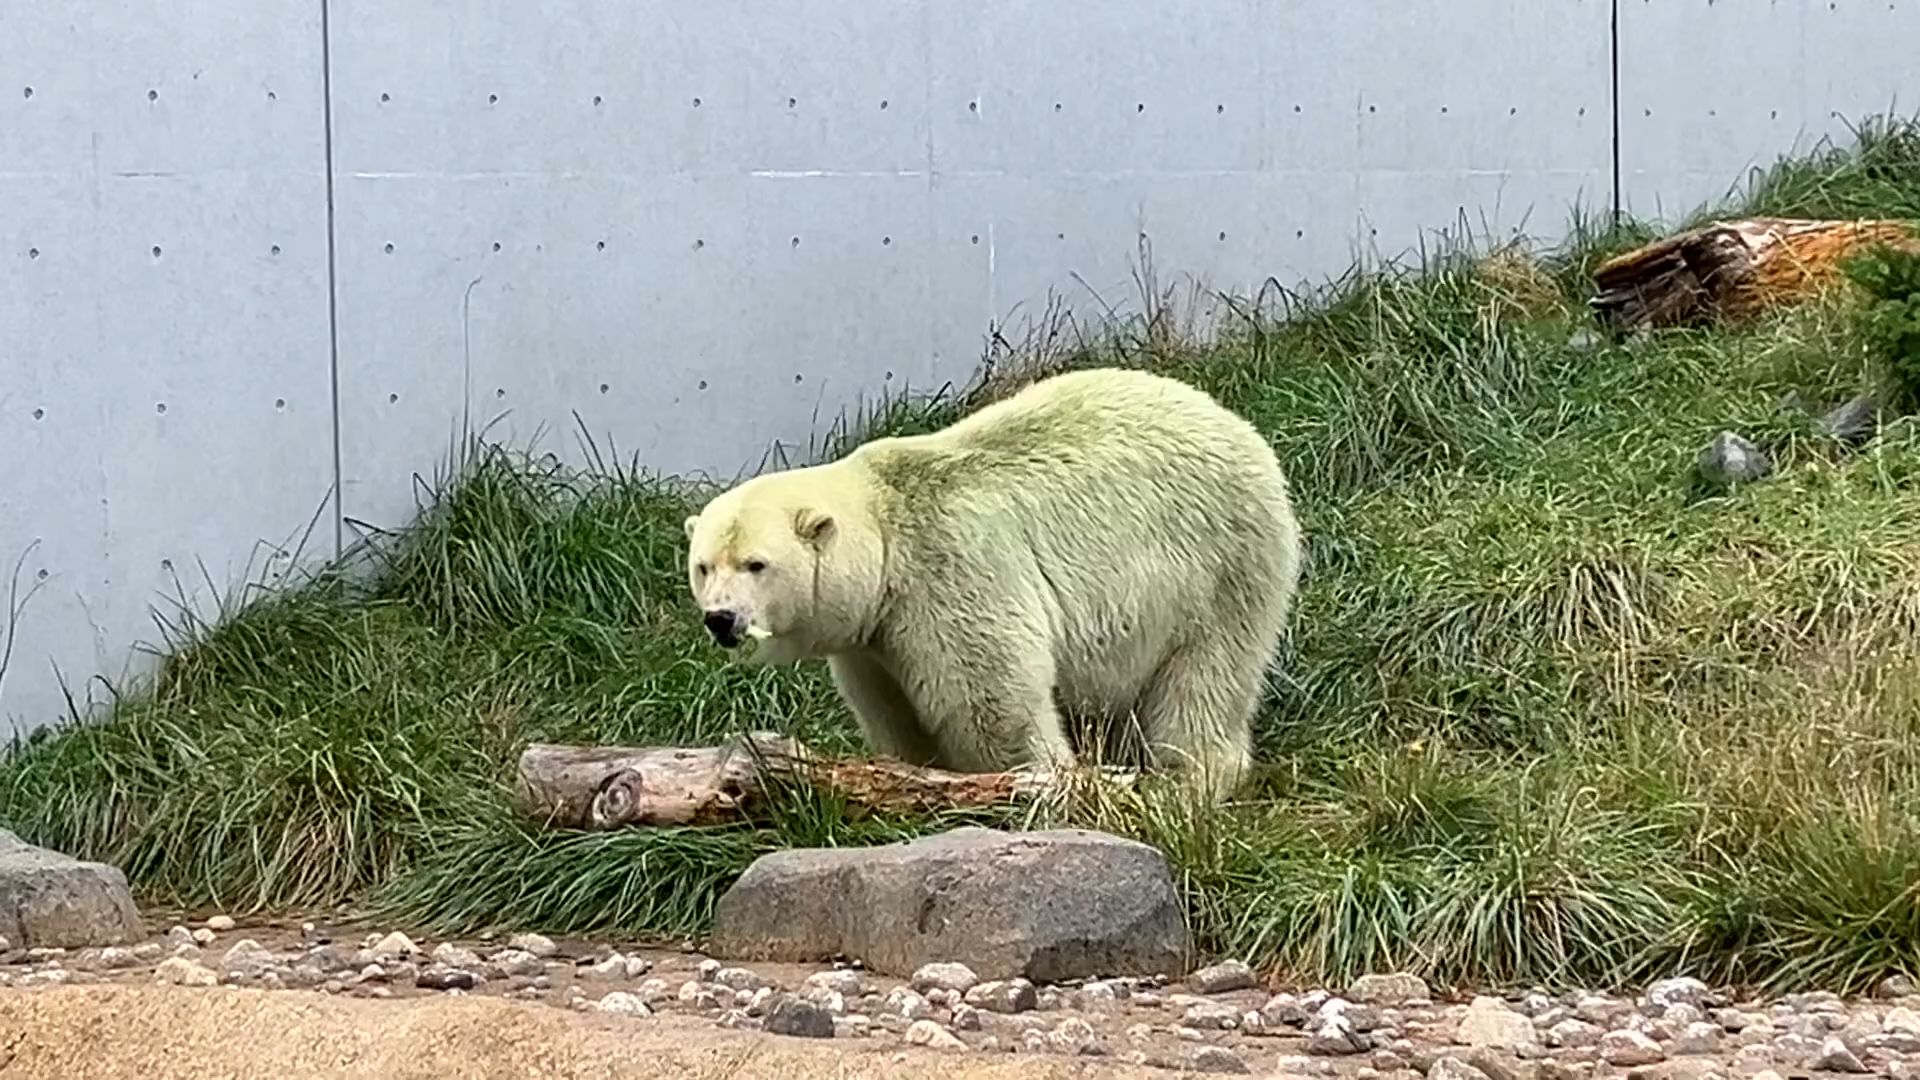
[514,733,1091,829]
[1590,216,1920,332]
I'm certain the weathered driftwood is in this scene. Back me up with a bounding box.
[1590,217,1919,332]
[514,733,1077,829]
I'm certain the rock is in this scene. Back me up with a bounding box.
[586,990,646,1016]
[1308,1013,1369,1055]
[219,940,277,978]
[712,966,772,992]
[1673,1021,1723,1055]
[963,978,1037,1014]
[1048,1016,1103,1055]
[203,915,235,932]
[488,949,544,978]
[1695,431,1770,487]
[1573,994,1632,1026]
[950,1003,982,1031]
[1078,980,1123,1010]
[1186,1046,1251,1074]
[1599,1030,1666,1067]
[1547,1018,1605,1048]
[1189,959,1257,994]
[803,969,863,997]
[1431,1058,1495,1080]
[905,1019,966,1050]
[1457,996,1539,1049]
[191,928,216,946]
[1183,1000,1242,1030]
[1879,974,1918,999]
[1646,976,1713,1014]
[369,932,416,960]
[164,926,195,947]
[1819,391,1885,444]
[416,965,477,991]
[1812,1035,1869,1073]
[584,953,629,980]
[763,995,835,1039]
[154,956,218,987]
[1567,329,1605,353]
[909,961,978,995]
[677,981,721,1010]
[1261,993,1312,1028]
[882,987,931,1020]
[1349,972,1431,1005]
[0,833,144,952]
[707,827,1190,982]
[1886,1007,1920,1036]
[421,942,475,969]
[506,932,558,958]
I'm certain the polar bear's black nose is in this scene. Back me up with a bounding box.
[704,609,742,648]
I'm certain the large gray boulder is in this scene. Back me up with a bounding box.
[708,826,1191,982]
[0,828,143,948]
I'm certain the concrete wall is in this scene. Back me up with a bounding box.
[2,1,1914,735]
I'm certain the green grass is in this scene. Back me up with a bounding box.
[7,115,1920,996]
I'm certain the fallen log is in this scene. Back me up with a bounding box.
[514,733,1107,829]
[1589,216,1919,332]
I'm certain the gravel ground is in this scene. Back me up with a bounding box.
[4,914,1918,1078]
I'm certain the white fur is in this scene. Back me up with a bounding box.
[684,366,1303,803]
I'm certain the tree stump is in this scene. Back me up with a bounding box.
[514,734,1119,830]
[1589,217,1919,332]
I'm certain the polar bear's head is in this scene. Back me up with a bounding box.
[683,469,879,664]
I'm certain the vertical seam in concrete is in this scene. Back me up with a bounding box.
[319,0,345,559]
[1610,0,1623,225]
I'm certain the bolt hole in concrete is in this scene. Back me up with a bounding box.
[147,89,157,101]
[32,408,44,420]
[155,402,167,414]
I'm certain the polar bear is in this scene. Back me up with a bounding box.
[683,366,1302,803]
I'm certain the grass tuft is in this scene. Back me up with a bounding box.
[7,115,1920,995]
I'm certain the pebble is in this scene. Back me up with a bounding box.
[155,957,219,987]
[905,1019,966,1050]
[764,996,835,1039]
[804,969,863,997]
[191,928,216,947]
[963,978,1037,1014]
[883,986,931,1020]
[1880,975,1918,999]
[1457,996,1539,1049]
[505,933,557,958]
[1184,1000,1243,1030]
[1598,1029,1666,1066]
[1049,1016,1103,1055]
[1547,1018,1605,1048]
[1188,959,1258,995]
[1187,1045,1252,1074]
[910,961,979,995]
[591,990,650,1017]
[1308,1012,1369,1055]
[1812,1035,1870,1073]
[1349,972,1431,1006]
[1672,1020,1724,1054]
[370,932,416,960]
[1431,1058,1495,1080]
[951,1003,982,1031]
[714,966,772,992]
[1262,993,1312,1028]
[488,949,544,978]
[1887,1007,1920,1036]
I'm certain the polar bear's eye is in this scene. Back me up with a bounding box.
[745,559,768,574]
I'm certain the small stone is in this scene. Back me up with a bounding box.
[1573,994,1633,1026]
[712,966,772,992]
[883,986,931,1020]
[1262,993,1312,1027]
[1599,1029,1666,1067]
[678,980,721,1009]
[505,933,557,958]
[1886,1007,1920,1036]
[1819,391,1885,444]
[591,990,650,1016]
[1308,1013,1368,1055]
[1812,1035,1869,1074]
[584,953,629,980]
[1189,959,1257,994]
[746,986,780,1017]
[1048,1016,1103,1055]
[426,943,479,969]
[1431,1058,1495,1080]
[1457,996,1538,1049]
[370,932,416,960]
[191,928,216,946]
[220,940,276,978]
[155,956,218,987]
[416,965,476,991]
[910,961,978,995]
[964,978,1037,1014]
[132,943,162,963]
[1695,431,1770,487]
[1349,973,1431,1005]
[1879,975,1918,999]
[833,1015,871,1039]
[1646,976,1713,1014]
[1567,329,1604,353]
[166,926,195,947]
[1183,1000,1243,1030]
[951,1003,982,1031]
[1673,1021,1723,1055]
[764,996,835,1039]
[1187,1046,1251,1074]
[805,969,863,997]
[203,915,235,932]
[489,948,543,978]
[1547,1018,1605,1048]
[904,1018,965,1050]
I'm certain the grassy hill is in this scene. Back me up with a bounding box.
[5,118,1920,995]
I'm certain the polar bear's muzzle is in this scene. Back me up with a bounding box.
[703,609,745,648]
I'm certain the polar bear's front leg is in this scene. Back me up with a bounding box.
[894,629,1077,777]
[826,652,942,766]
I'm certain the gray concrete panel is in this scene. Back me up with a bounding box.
[0,2,333,736]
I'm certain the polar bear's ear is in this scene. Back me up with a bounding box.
[794,508,836,546]
[684,515,699,541]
